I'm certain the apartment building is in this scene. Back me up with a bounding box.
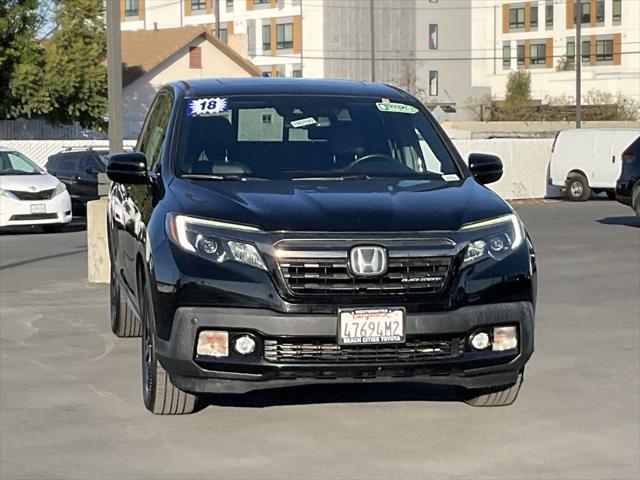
[471,0,640,101]
[120,0,304,78]
[120,0,487,118]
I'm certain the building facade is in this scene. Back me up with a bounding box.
[119,0,487,118]
[471,0,640,102]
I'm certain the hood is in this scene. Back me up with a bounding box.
[0,172,60,192]
[169,177,511,232]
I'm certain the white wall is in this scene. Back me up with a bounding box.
[454,138,557,199]
[3,138,557,200]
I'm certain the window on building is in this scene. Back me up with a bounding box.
[530,6,538,28]
[428,24,438,50]
[189,46,202,68]
[191,0,206,12]
[566,40,576,64]
[545,2,553,27]
[428,71,438,96]
[612,0,621,23]
[595,0,604,23]
[217,28,228,44]
[292,68,302,78]
[503,43,511,68]
[530,43,546,65]
[276,23,293,49]
[581,40,590,63]
[125,0,138,17]
[262,24,271,50]
[226,0,234,7]
[517,44,525,65]
[509,7,525,29]
[574,1,590,24]
[596,39,613,62]
[254,0,270,4]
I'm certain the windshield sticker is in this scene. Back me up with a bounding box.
[187,97,229,117]
[376,102,418,114]
[442,174,460,182]
[290,117,317,128]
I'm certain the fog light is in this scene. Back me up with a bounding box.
[234,335,256,355]
[196,330,228,357]
[470,331,491,350]
[493,326,517,351]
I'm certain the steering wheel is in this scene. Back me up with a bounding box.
[346,153,399,172]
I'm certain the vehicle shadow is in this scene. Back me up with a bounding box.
[0,218,87,235]
[197,381,463,411]
[596,216,640,228]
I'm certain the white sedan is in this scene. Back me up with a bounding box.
[0,147,72,232]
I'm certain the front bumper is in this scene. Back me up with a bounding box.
[0,192,72,227]
[156,301,534,394]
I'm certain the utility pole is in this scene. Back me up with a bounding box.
[575,1,582,128]
[106,0,123,153]
[370,0,375,82]
[215,0,221,39]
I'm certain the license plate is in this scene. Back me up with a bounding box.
[338,307,405,345]
[30,204,45,214]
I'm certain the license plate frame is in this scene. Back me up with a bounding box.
[30,204,46,214]
[338,307,406,346]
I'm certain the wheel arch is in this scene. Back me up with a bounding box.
[566,169,589,185]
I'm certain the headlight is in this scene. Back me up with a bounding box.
[166,213,266,270]
[53,182,67,196]
[460,213,524,265]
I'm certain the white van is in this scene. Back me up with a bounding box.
[549,129,640,201]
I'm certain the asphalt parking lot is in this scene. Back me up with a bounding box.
[0,201,638,480]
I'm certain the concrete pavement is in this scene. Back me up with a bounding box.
[0,202,638,479]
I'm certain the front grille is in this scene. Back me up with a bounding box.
[264,336,464,363]
[9,213,58,221]
[279,256,452,296]
[7,189,55,201]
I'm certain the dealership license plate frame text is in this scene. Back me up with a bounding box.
[338,307,406,345]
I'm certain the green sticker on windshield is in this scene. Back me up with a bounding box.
[376,102,418,114]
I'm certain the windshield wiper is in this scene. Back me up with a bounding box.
[291,173,443,181]
[181,174,269,181]
[291,174,372,181]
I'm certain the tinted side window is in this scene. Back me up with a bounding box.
[145,94,173,170]
[58,155,77,171]
[80,154,99,171]
[138,92,166,155]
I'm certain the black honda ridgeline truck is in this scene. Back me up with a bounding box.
[107,78,536,414]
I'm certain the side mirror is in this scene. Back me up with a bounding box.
[468,153,503,185]
[106,152,149,185]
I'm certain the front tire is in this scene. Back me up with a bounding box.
[632,186,640,217]
[110,267,141,337]
[141,278,197,415]
[464,373,523,407]
[566,173,591,202]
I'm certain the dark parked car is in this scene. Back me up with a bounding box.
[45,147,108,207]
[615,136,640,216]
[106,78,537,415]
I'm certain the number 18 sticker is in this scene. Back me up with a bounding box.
[187,97,229,117]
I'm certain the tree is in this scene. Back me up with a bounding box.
[42,0,107,129]
[505,70,532,106]
[0,0,45,118]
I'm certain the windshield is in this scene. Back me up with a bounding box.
[176,95,461,180]
[0,151,43,176]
